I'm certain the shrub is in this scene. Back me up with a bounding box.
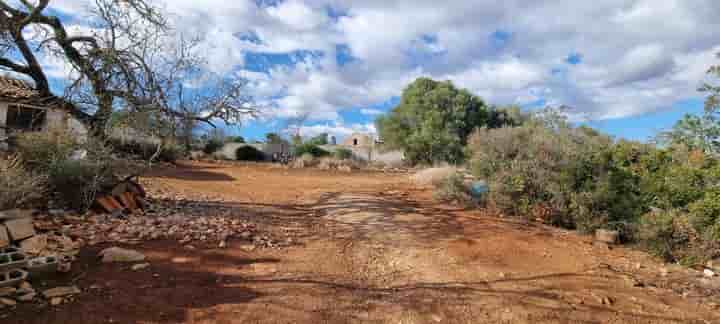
[688,189,720,237]
[0,156,46,209]
[333,148,353,160]
[48,159,116,211]
[203,139,224,154]
[433,172,470,203]
[294,143,330,158]
[636,209,705,263]
[236,145,265,161]
[109,140,184,162]
[14,130,79,171]
[467,124,644,230]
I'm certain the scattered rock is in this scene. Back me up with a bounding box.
[131,263,150,271]
[218,240,227,248]
[239,231,252,239]
[0,297,17,306]
[704,269,716,278]
[594,229,619,245]
[99,247,145,263]
[0,287,16,297]
[50,297,63,306]
[42,286,80,298]
[19,234,48,255]
[660,267,669,277]
[240,244,256,252]
[17,293,36,302]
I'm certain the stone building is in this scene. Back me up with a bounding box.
[0,76,87,144]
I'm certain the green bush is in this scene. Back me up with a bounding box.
[333,148,353,160]
[109,140,184,162]
[48,159,116,211]
[0,155,46,209]
[688,189,720,237]
[14,130,79,171]
[433,172,470,203]
[236,145,265,161]
[294,143,330,158]
[203,139,224,154]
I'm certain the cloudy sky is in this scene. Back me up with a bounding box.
[45,0,720,141]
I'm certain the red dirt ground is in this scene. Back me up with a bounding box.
[5,161,720,323]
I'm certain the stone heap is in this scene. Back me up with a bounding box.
[0,209,78,308]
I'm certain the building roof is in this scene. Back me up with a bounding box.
[0,75,58,106]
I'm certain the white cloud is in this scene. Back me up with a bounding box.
[43,0,720,124]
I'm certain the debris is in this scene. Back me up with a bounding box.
[131,263,150,271]
[218,240,227,248]
[240,244,256,252]
[50,297,63,306]
[0,224,9,248]
[42,286,80,298]
[17,292,35,302]
[4,217,35,241]
[0,297,16,306]
[704,269,716,278]
[0,287,16,297]
[19,234,48,255]
[594,229,619,245]
[99,247,145,263]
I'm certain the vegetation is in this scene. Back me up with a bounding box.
[376,78,516,165]
[294,143,330,158]
[0,155,45,210]
[203,139,224,155]
[433,172,470,203]
[333,148,354,160]
[14,129,79,171]
[235,145,265,161]
[307,133,329,146]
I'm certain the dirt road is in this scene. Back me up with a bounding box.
[8,162,720,323]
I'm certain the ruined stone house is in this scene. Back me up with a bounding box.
[0,76,87,145]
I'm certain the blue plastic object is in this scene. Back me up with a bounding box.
[469,181,488,198]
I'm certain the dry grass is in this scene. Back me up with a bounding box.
[0,155,46,209]
[410,167,458,187]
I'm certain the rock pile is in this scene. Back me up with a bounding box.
[0,209,78,308]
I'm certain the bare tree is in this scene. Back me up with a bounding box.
[0,0,258,137]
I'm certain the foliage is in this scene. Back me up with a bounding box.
[333,148,353,160]
[467,122,643,232]
[376,78,515,165]
[110,140,184,162]
[13,130,79,171]
[294,143,330,158]
[228,136,245,143]
[659,114,720,154]
[48,159,116,211]
[203,139,224,155]
[266,133,284,144]
[433,172,470,203]
[307,133,329,145]
[235,145,265,161]
[0,155,46,210]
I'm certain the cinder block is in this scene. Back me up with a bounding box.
[27,256,59,276]
[0,269,28,288]
[0,224,8,248]
[4,218,35,241]
[0,252,28,272]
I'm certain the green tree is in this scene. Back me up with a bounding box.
[266,133,284,144]
[376,77,504,165]
[660,114,720,154]
[308,133,329,145]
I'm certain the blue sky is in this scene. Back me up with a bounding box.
[28,1,720,142]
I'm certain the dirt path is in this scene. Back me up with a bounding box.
[7,162,720,323]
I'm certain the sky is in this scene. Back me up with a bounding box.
[35,0,720,142]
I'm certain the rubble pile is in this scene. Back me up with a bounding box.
[0,209,79,308]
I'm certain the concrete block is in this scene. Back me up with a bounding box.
[0,246,19,254]
[0,209,33,220]
[27,256,59,277]
[0,224,8,248]
[0,269,28,288]
[0,252,28,272]
[4,217,35,241]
